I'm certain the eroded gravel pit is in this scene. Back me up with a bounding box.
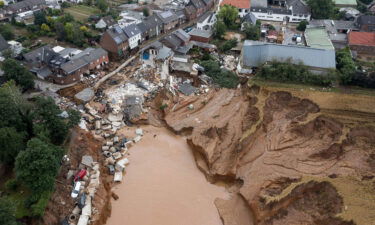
[106,126,229,225]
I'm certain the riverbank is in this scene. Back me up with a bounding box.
[106,126,229,225]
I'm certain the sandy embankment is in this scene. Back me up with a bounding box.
[106,126,229,225]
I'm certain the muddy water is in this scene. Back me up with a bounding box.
[106,126,229,225]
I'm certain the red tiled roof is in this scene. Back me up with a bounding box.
[348,31,375,47]
[220,0,250,9]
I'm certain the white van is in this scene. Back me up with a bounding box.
[71,181,81,198]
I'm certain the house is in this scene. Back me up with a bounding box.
[348,31,375,56]
[95,16,116,29]
[156,11,179,33]
[2,0,15,6]
[241,12,258,30]
[140,14,163,40]
[355,15,375,32]
[175,9,187,26]
[7,40,23,56]
[15,10,34,25]
[188,0,206,18]
[160,29,192,55]
[240,40,336,73]
[304,26,335,50]
[250,0,311,23]
[189,28,212,43]
[5,0,46,16]
[118,10,144,28]
[333,0,357,8]
[201,0,215,11]
[220,0,250,18]
[308,20,356,49]
[184,5,197,21]
[100,25,129,57]
[197,12,217,30]
[123,23,142,49]
[0,35,10,55]
[24,45,108,84]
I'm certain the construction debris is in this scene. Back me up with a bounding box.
[75,88,95,103]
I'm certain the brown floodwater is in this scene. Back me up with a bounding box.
[106,126,229,225]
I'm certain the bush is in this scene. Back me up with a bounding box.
[200,60,239,88]
[30,192,51,217]
[256,60,336,86]
[5,179,19,191]
[297,20,309,31]
[218,38,238,53]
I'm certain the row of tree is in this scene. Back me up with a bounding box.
[0,61,80,222]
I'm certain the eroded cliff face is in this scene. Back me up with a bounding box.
[164,86,375,225]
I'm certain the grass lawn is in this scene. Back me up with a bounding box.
[64,5,100,22]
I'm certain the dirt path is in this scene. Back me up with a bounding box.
[106,126,229,225]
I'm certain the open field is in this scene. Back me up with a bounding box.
[64,5,100,22]
[251,78,375,125]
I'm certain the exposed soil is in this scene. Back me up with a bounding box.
[42,128,113,225]
[163,86,375,225]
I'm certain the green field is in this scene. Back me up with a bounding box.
[64,5,100,22]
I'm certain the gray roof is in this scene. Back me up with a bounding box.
[24,45,61,65]
[357,15,375,25]
[308,20,355,42]
[161,34,182,49]
[0,35,9,52]
[156,10,179,24]
[123,23,141,38]
[189,28,212,38]
[107,25,128,44]
[174,29,191,42]
[251,0,267,8]
[156,46,173,60]
[144,14,163,30]
[242,40,336,69]
[7,0,45,12]
[101,16,116,27]
[137,22,147,34]
[61,48,107,74]
[174,9,187,20]
[198,11,213,23]
[189,0,205,10]
[242,12,257,25]
[287,0,310,15]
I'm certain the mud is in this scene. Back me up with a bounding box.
[106,126,229,225]
[164,87,375,225]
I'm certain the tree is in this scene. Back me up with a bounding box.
[64,22,74,41]
[34,11,47,26]
[307,0,335,19]
[96,0,108,12]
[0,127,26,164]
[213,21,226,39]
[1,58,35,90]
[54,22,66,41]
[219,38,238,52]
[0,81,29,132]
[200,59,239,88]
[336,48,356,84]
[0,1,4,8]
[0,197,17,225]
[143,8,150,17]
[244,24,260,40]
[32,97,80,145]
[72,25,85,47]
[15,138,63,194]
[0,24,14,40]
[297,20,309,31]
[218,4,238,28]
[41,23,51,33]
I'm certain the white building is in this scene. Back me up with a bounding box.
[7,40,23,56]
[197,12,217,30]
[250,0,311,23]
[123,24,142,49]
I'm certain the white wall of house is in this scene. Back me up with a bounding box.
[128,33,141,49]
[238,8,250,18]
[197,14,217,30]
[251,11,310,23]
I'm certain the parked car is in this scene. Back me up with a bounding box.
[74,169,87,182]
[71,181,81,198]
